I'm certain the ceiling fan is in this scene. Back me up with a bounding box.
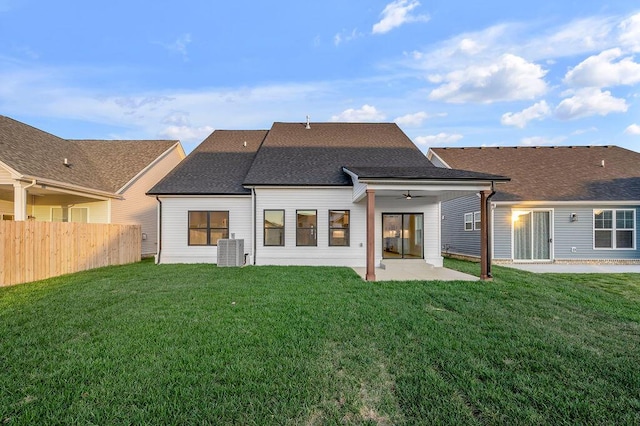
[398,190,425,200]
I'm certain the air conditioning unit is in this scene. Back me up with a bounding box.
[217,239,244,267]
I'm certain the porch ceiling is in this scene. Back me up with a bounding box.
[355,182,494,203]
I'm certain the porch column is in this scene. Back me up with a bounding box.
[13,182,28,221]
[480,190,492,281]
[366,189,376,281]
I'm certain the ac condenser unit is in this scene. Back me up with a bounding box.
[217,239,244,267]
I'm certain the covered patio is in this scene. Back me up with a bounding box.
[343,166,509,281]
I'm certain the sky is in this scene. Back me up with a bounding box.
[1,0,639,154]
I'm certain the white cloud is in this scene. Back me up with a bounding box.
[372,0,429,35]
[160,124,214,142]
[330,104,385,122]
[414,132,463,146]
[555,88,628,120]
[564,48,640,88]
[394,111,446,126]
[571,126,598,136]
[428,54,548,103]
[619,13,640,52]
[334,29,363,46]
[159,34,192,61]
[501,101,551,128]
[520,136,567,146]
[625,123,640,135]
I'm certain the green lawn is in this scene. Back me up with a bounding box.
[1,259,639,425]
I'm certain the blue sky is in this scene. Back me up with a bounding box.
[1,0,639,153]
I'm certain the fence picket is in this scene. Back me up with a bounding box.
[0,222,141,286]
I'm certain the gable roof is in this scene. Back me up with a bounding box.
[243,122,437,186]
[430,146,640,202]
[0,115,179,194]
[150,122,507,195]
[148,130,267,195]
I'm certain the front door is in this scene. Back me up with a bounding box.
[513,210,552,261]
[382,213,423,259]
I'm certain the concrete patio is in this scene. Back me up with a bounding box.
[502,263,640,274]
[352,259,479,282]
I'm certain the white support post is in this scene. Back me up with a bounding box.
[13,182,27,221]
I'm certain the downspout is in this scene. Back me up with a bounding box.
[22,179,37,219]
[155,196,162,264]
[252,187,257,265]
[485,181,497,279]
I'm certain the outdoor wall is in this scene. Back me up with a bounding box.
[374,196,442,267]
[255,187,366,267]
[493,204,640,262]
[441,194,482,258]
[158,196,253,264]
[32,195,109,223]
[0,221,141,286]
[112,146,184,256]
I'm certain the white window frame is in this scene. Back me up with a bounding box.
[51,207,89,223]
[473,211,481,231]
[593,209,636,250]
[464,213,473,231]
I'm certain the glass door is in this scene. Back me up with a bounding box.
[382,213,424,259]
[513,210,551,261]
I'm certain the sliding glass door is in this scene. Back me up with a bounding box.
[382,213,423,259]
[513,210,551,261]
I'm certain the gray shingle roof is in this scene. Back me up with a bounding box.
[148,130,268,195]
[343,166,507,181]
[243,122,436,186]
[431,146,640,201]
[0,115,178,193]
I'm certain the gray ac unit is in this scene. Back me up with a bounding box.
[217,239,244,267]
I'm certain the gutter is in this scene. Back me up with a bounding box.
[155,196,162,264]
[485,181,497,279]
[252,187,257,265]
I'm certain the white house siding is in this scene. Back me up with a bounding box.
[493,204,640,262]
[158,196,252,264]
[112,146,184,255]
[255,187,367,267]
[374,196,443,267]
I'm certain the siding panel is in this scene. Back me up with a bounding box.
[493,207,512,260]
[255,188,367,267]
[159,196,252,264]
[112,146,184,255]
[441,194,481,257]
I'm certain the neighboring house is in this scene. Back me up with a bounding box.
[148,121,506,280]
[428,146,640,263]
[0,115,185,256]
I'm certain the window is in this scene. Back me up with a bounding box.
[264,210,285,246]
[296,210,317,246]
[52,207,88,223]
[474,211,481,231]
[188,211,228,246]
[464,213,473,231]
[594,209,635,249]
[329,210,349,246]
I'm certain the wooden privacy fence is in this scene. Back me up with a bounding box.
[0,221,141,286]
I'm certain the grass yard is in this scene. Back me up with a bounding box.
[1,259,639,425]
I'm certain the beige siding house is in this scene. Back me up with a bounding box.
[0,115,185,256]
